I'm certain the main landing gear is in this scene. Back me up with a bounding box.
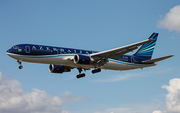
[92,68,101,74]
[76,68,86,79]
[76,68,101,79]
[17,60,23,69]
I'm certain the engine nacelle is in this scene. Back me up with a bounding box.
[49,64,71,73]
[74,54,92,65]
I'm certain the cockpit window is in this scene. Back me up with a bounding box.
[11,46,19,49]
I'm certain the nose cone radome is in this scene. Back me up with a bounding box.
[6,48,17,57]
[6,49,10,53]
[6,49,18,60]
[6,49,12,56]
[6,49,13,54]
[6,49,10,55]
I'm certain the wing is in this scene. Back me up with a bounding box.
[89,38,154,67]
[90,38,154,59]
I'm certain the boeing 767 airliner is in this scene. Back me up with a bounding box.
[6,33,174,78]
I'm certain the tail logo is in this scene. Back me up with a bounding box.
[134,33,158,59]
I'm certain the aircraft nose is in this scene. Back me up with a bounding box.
[6,49,11,57]
[6,49,9,53]
[6,48,16,55]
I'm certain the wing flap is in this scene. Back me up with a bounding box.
[142,55,174,64]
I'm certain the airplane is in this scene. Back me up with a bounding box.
[6,33,174,79]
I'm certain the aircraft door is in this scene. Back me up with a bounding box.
[57,49,61,54]
[25,46,30,53]
[131,57,134,63]
[131,57,137,63]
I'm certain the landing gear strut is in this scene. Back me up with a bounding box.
[76,68,86,79]
[17,60,23,69]
[92,68,101,74]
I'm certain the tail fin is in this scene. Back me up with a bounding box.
[134,33,158,60]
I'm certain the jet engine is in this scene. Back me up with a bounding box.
[73,54,93,65]
[49,64,71,73]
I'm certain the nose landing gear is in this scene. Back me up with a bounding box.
[17,60,23,69]
[19,65,23,69]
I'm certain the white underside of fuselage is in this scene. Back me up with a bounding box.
[6,52,156,71]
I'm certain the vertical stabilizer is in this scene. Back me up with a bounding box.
[134,33,158,60]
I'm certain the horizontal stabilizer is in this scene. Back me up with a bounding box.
[142,55,174,64]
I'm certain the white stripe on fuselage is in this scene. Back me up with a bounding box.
[6,52,156,71]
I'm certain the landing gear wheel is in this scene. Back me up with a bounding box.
[76,73,85,79]
[92,68,101,74]
[17,60,23,69]
[92,70,96,74]
[19,65,23,69]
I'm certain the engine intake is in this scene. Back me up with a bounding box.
[49,64,71,73]
[74,54,92,65]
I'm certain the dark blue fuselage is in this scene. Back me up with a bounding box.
[7,44,149,64]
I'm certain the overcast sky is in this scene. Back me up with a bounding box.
[0,1,180,113]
